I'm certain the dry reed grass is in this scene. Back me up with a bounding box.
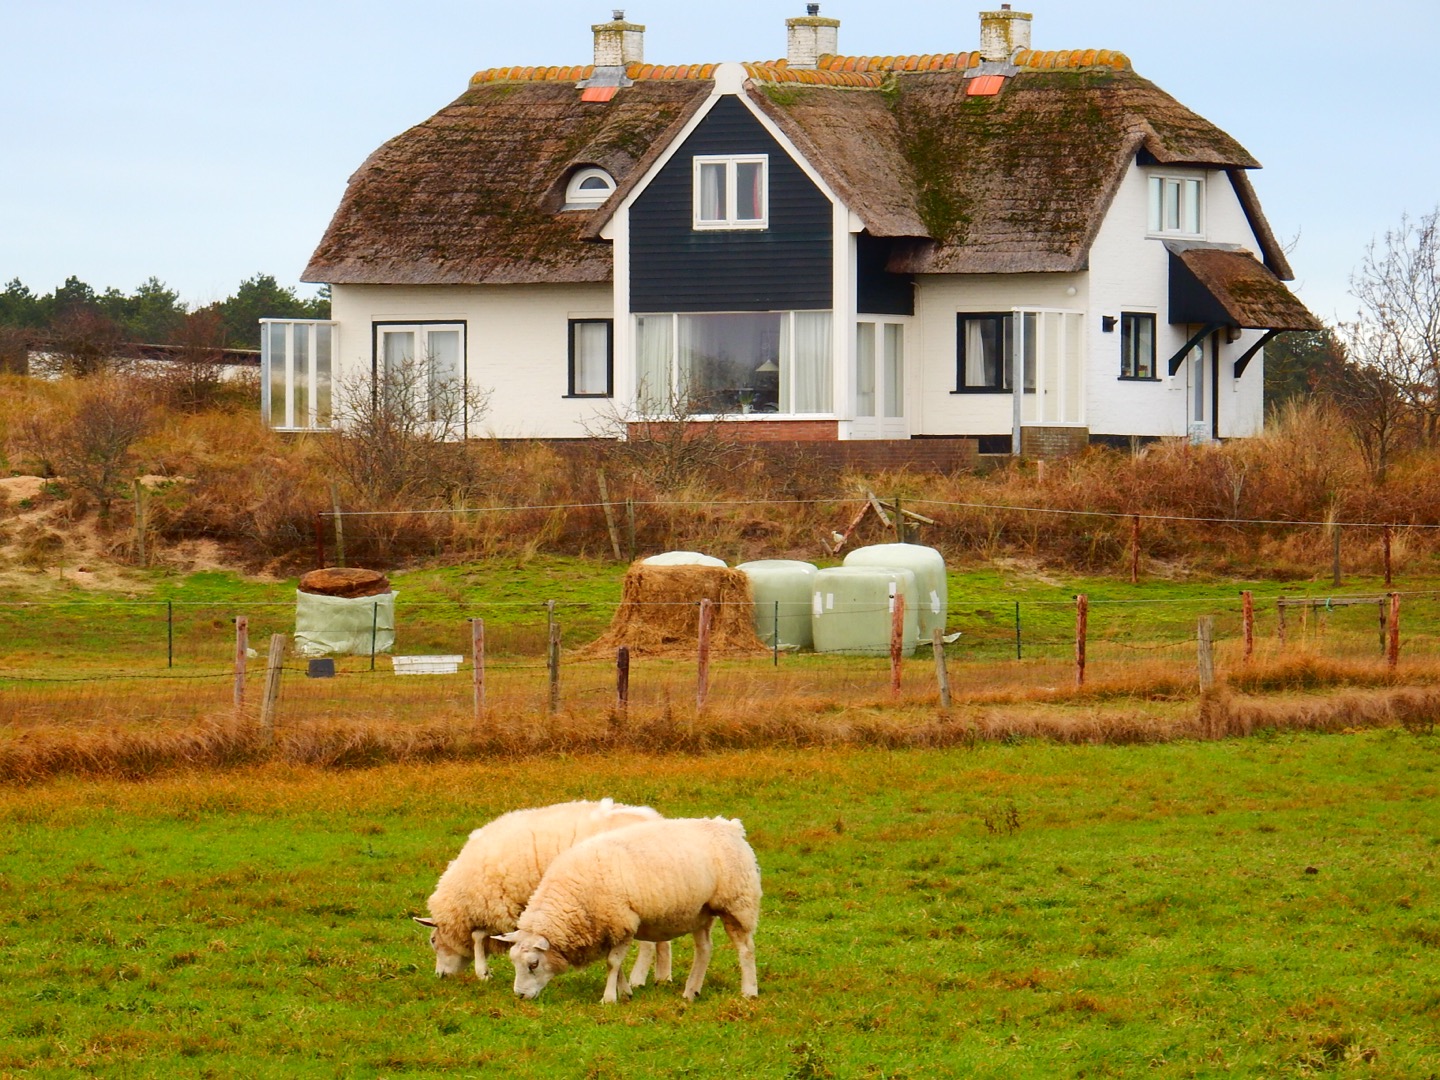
[3,652,1431,785]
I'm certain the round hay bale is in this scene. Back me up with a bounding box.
[298,567,392,598]
[582,562,768,658]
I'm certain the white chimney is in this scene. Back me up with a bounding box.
[593,10,645,67]
[979,5,1031,62]
[786,4,840,69]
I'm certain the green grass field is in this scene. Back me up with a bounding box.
[2,734,1437,1078]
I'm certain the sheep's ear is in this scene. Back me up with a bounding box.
[492,931,522,944]
[533,936,550,952]
[412,916,438,928]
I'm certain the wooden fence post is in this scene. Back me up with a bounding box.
[1378,598,1388,655]
[330,483,346,569]
[932,628,951,709]
[597,469,622,562]
[1197,615,1215,692]
[1130,514,1140,584]
[616,646,630,713]
[133,478,146,567]
[259,633,285,745]
[1388,593,1401,669]
[1276,598,1287,648]
[234,616,248,714]
[314,511,326,570]
[890,592,906,696]
[1075,594,1088,688]
[547,614,561,715]
[696,599,713,710]
[1241,591,1254,663]
[1383,524,1393,587]
[471,618,485,724]
[625,499,636,561]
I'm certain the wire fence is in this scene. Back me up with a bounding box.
[2,587,1435,731]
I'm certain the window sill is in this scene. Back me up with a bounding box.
[564,393,613,399]
[1117,375,1161,382]
[692,221,768,232]
[951,388,1035,395]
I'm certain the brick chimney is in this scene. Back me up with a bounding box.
[593,10,645,67]
[786,4,840,69]
[979,5,1031,62]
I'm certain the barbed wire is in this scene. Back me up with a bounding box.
[313,495,1440,532]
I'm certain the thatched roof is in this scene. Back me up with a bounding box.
[306,49,1289,286]
[304,79,710,286]
[1168,245,1322,331]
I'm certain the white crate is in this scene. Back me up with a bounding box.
[391,655,464,675]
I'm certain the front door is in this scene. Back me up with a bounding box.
[853,320,908,439]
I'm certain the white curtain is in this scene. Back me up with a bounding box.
[855,322,876,417]
[698,163,725,222]
[572,322,608,395]
[965,320,990,386]
[676,315,703,408]
[634,315,673,415]
[883,323,904,418]
[790,311,832,414]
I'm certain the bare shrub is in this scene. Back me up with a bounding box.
[146,308,231,412]
[10,376,155,524]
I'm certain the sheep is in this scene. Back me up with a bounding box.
[413,798,672,986]
[495,816,761,1004]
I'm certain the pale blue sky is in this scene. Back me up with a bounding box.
[2,1,1434,323]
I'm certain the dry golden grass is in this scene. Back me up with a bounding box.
[2,650,1431,785]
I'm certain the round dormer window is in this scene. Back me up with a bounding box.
[564,167,616,210]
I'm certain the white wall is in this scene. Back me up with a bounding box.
[1086,163,1269,439]
[908,162,1274,441]
[910,272,1087,436]
[330,282,618,438]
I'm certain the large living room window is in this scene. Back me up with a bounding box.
[693,155,768,230]
[956,313,1035,393]
[634,311,831,415]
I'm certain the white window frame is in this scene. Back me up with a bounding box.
[692,155,769,230]
[563,167,616,210]
[261,318,337,431]
[374,321,467,424]
[1147,173,1204,237]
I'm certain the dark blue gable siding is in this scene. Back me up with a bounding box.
[630,96,832,312]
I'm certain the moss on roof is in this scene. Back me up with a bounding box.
[307,50,1280,286]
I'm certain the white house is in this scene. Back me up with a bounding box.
[266,6,1317,459]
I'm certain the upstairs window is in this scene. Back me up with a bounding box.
[693,155,767,230]
[1148,174,1203,236]
[564,167,615,210]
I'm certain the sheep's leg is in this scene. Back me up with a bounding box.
[683,917,715,1001]
[628,941,672,986]
[470,931,490,980]
[602,941,633,1004]
[629,940,655,987]
[721,916,758,998]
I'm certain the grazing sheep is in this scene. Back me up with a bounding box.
[496,816,761,1004]
[413,799,671,985]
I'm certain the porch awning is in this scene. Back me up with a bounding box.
[1167,244,1321,331]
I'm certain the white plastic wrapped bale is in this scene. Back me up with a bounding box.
[736,560,818,650]
[843,543,947,641]
[811,566,918,657]
[294,590,397,657]
[640,551,727,567]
